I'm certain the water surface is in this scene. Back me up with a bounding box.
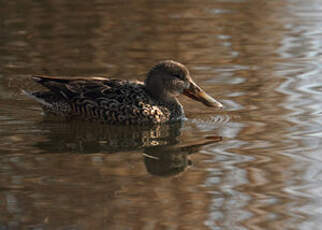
[1,0,322,229]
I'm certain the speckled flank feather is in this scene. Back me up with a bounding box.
[26,76,183,125]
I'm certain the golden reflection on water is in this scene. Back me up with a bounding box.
[1,0,322,229]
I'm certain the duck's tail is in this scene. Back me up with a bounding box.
[21,90,53,108]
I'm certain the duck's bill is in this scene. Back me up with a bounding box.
[183,81,223,108]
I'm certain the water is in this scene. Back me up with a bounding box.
[1,0,322,229]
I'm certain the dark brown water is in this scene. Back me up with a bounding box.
[1,0,322,229]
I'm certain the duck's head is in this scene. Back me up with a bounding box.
[145,60,223,108]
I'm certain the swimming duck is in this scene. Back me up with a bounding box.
[23,60,223,125]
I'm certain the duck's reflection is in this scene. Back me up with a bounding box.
[143,135,222,176]
[35,119,222,176]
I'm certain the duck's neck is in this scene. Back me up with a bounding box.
[168,98,185,121]
[144,80,185,120]
[154,94,185,120]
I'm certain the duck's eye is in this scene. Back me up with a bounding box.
[173,74,183,80]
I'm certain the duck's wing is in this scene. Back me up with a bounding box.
[31,75,131,100]
[26,75,165,124]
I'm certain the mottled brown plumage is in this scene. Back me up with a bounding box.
[23,60,223,125]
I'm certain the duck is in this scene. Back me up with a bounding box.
[23,60,223,125]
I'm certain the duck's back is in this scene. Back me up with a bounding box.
[26,76,173,124]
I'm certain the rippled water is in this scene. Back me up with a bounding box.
[1,0,322,229]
